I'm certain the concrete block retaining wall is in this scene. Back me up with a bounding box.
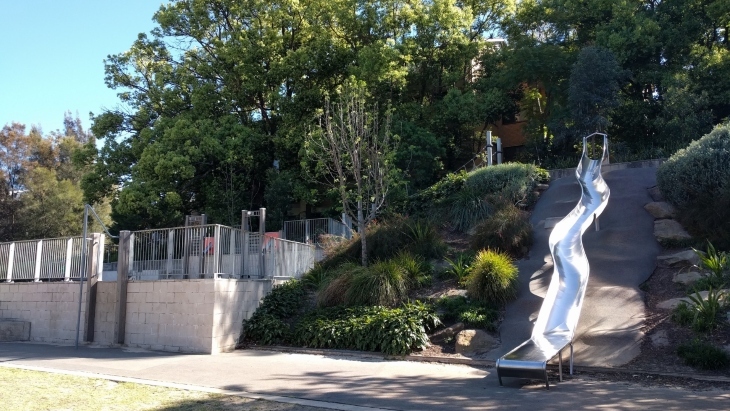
[0,278,274,353]
[212,279,271,353]
[0,282,86,344]
[94,282,117,344]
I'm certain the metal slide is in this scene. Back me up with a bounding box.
[496,134,610,389]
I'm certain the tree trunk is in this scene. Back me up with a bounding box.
[358,200,367,267]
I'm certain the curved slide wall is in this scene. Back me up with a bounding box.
[497,134,610,388]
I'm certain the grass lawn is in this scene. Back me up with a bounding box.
[0,366,326,411]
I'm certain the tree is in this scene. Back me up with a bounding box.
[0,115,107,242]
[306,83,397,266]
[568,46,623,136]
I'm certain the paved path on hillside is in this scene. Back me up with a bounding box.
[487,167,661,366]
[2,342,730,411]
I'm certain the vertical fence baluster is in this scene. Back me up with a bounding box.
[6,243,15,283]
[33,240,43,282]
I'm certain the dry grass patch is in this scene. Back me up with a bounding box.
[0,367,326,411]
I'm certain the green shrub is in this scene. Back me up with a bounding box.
[317,263,361,307]
[241,313,290,345]
[695,241,729,279]
[687,287,726,332]
[442,252,475,285]
[657,123,730,249]
[404,220,447,259]
[254,280,306,319]
[677,339,730,370]
[320,216,443,268]
[446,187,493,232]
[464,163,543,208]
[470,204,533,258]
[408,171,469,214]
[672,288,727,332]
[300,264,331,291]
[393,252,433,288]
[241,280,306,344]
[294,302,442,355]
[346,259,411,306]
[466,249,519,306]
[691,243,729,290]
[671,301,695,327]
[435,295,498,331]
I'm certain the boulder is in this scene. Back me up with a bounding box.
[672,271,705,285]
[648,186,664,202]
[654,220,692,245]
[0,319,30,342]
[536,184,550,192]
[644,202,676,219]
[430,322,465,343]
[455,329,498,355]
[657,250,700,268]
[656,289,730,310]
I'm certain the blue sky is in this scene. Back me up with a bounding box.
[0,1,165,135]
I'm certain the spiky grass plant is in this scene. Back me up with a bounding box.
[470,203,533,258]
[345,260,410,307]
[466,249,519,306]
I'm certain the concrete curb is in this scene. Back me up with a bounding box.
[0,362,394,411]
[253,346,730,384]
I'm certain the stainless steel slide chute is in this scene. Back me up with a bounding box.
[496,133,610,389]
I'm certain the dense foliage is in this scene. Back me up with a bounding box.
[470,204,533,258]
[322,217,445,268]
[466,249,519,306]
[677,339,730,370]
[435,295,499,331]
[73,0,730,230]
[294,303,441,355]
[0,115,110,241]
[241,280,308,345]
[657,123,730,249]
[411,163,546,232]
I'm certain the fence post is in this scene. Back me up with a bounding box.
[242,210,250,278]
[6,243,14,282]
[260,208,266,278]
[213,224,221,276]
[166,229,174,277]
[114,231,131,344]
[84,233,102,342]
[33,240,43,282]
[243,231,250,278]
[64,238,73,281]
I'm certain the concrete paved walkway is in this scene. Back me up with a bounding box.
[488,167,661,366]
[2,342,730,410]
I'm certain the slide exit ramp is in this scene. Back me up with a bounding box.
[496,134,610,389]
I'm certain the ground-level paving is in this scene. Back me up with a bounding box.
[1,342,730,410]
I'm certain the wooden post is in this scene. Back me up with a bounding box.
[114,231,131,344]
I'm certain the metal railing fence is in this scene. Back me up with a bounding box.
[0,236,88,282]
[265,237,316,279]
[0,224,316,282]
[126,224,315,280]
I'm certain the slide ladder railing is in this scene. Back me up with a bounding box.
[496,133,610,389]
